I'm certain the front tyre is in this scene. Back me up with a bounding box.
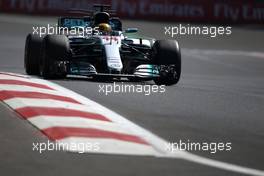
[152,40,181,86]
[24,34,42,75]
[40,35,69,79]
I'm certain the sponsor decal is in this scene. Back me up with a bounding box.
[1,0,264,23]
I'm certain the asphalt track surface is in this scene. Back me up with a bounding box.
[0,14,264,176]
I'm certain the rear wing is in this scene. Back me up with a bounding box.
[58,17,92,28]
[60,4,121,31]
[57,17,122,31]
[93,4,116,15]
[69,4,116,16]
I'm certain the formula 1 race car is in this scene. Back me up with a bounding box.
[24,5,181,85]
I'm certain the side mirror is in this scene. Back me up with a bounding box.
[125,28,138,33]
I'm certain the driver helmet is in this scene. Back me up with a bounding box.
[98,23,112,33]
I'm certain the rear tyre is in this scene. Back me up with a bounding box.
[152,40,181,86]
[40,35,69,79]
[24,34,42,75]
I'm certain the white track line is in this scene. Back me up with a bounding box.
[1,73,264,174]
[33,73,264,176]
[183,48,264,59]
[181,153,264,176]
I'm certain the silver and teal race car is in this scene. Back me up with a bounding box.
[24,5,181,85]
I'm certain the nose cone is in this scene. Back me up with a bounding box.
[104,45,123,72]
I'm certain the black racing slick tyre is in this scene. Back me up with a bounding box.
[24,34,42,75]
[40,35,70,79]
[152,40,181,86]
